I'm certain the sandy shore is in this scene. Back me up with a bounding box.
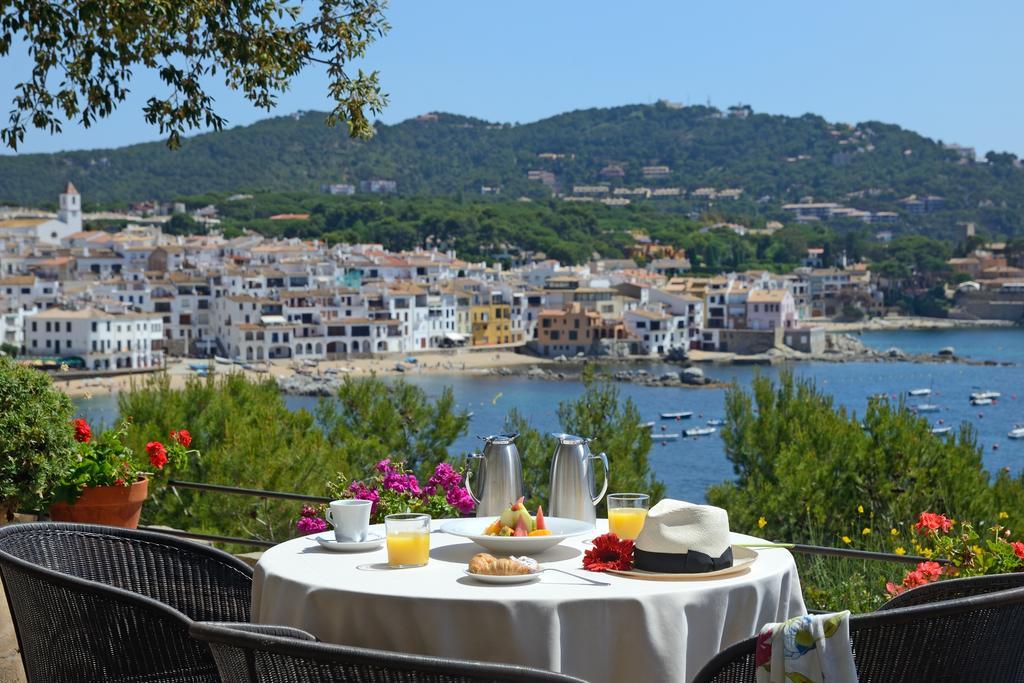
[57,349,553,398]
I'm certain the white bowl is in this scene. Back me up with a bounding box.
[440,516,595,554]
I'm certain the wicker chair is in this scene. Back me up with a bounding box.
[878,571,1024,610]
[189,621,589,683]
[691,585,1024,683]
[0,522,253,683]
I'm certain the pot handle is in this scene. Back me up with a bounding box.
[591,451,609,506]
[464,453,485,505]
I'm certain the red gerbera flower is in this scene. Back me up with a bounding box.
[171,429,192,448]
[583,533,634,572]
[146,441,168,469]
[73,418,92,443]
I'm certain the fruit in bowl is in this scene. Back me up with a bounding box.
[482,497,552,537]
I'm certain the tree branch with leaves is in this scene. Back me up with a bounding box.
[0,0,389,149]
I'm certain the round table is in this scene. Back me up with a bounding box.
[252,520,806,683]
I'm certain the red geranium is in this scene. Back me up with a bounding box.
[146,441,168,469]
[171,429,192,448]
[1012,542,1024,561]
[914,512,953,535]
[583,532,634,572]
[73,418,92,443]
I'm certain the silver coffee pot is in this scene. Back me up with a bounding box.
[465,433,524,517]
[548,433,609,525]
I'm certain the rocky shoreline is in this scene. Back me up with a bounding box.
[274,333,1015,396]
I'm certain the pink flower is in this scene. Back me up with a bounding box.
[296,515,327,535]
[446,486,475,514]
[375,459,395,474]
[429,463,462,491]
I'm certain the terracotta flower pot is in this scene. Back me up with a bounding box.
[49,477,149,528]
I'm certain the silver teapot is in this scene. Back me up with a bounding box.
[548,433,609,525]
[465,433,524,517]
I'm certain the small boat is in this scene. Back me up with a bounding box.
[913,404,941,413]
[908,388,932,397]
[394,363,406,372]
[214,356,233,365]
[971,397,994,406]
[971,391,1001,401]
[931,426,952,435]
[684,427,717,437]
[660,411,693,420]
[466,411,475,419]
[641,421,656,429]
[706,419,726,427]
[188,363,211,373]
[1009,426,1024,440]
[650,433,680,441]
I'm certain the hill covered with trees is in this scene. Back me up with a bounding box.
[2,102,1024,237]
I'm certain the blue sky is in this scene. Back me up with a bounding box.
[2,1,1022,156]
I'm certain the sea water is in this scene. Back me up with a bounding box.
[74,328,1024,503]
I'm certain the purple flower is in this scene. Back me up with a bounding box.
[297,515,328,535]
[375,459,395,475]
[300,505,319,518]
[429,462,462,492]
[446,486,476,515]
[383,472,421,496]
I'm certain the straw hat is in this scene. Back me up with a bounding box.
[633,499,733,573]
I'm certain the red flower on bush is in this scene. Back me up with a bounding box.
[146,441,168,469]
[73,418,92,443]
[171,429,192,448]
[583,533,634,572]
[914,512,953,535]
[1012,542,1024,561]
[887,560,944,597]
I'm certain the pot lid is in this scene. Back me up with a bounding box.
[479,433,518,444]
[552,432,589,445]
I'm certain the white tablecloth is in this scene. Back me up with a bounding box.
[253,520,805,682]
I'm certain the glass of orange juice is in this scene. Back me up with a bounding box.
[385,513,431,568]
[607,493,650,540]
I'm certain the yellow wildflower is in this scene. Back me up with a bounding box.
[894,547,906,556]
[757,516,767,529]
[1000,511,1009,520]
[857,505,864,514]
[862,527,871,535]
[921,547,934,558]
[842,536,852,545]
[972,545,984,558]
[890,528,899,536]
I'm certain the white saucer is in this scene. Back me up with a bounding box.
[314,532,384,552]
[463,570,541,584]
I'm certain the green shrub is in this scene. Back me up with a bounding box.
[0,356,78,517]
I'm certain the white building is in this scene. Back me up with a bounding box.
[24,307,163,369]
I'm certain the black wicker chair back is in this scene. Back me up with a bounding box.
[691,585,1024,683]
[190,621,589,683]
[0,522,254,683]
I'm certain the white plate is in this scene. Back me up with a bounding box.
[463,570,541,584]
[314,531,385,552]
[606,546,758,580]
[440,516,595,554]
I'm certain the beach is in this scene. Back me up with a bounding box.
[55,349,554,398]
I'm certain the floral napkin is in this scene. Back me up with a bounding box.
[755,611,857,683]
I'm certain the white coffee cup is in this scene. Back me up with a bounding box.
[325,499,372,542]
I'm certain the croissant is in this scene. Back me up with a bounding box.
[468,553,532,576]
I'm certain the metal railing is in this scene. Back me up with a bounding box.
[138,479,331,550]
[143,480,945,568]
